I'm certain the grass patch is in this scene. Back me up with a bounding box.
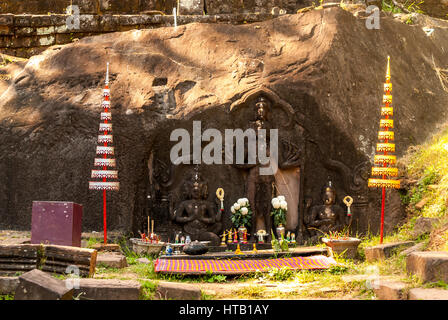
[0,294,14,300]
[423,280,448,290]
[234,285,267,298]
[139,280,158,300]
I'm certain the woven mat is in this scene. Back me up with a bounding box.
[154,255,337,275]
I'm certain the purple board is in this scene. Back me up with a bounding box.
[31,201,83,247]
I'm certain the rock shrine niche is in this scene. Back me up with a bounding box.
[144,86,372,245]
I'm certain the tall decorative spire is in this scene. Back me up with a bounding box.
[89,62,119,244]
[368,56,400,243]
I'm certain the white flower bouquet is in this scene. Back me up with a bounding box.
[271,195,287,227]
[230,198,252,228]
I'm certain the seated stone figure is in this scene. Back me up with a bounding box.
[170,173,222,246]
[305,181,351,242]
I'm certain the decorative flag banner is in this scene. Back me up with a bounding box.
[154,255,337,275]
[368,56,400,244]
[89,62,120,244]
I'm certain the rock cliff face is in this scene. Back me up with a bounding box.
[1,7,448,238]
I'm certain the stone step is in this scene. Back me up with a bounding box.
[0,276,19,295]
[399,242,425,257]
[373,280,409,300]
[96,253,128,269]
[409,288,448,300]
[364,241,414,262]
[406,251,448,283]
[14,269,73,300]
[90,243,121,252]
[73,279,142,300]
[155,281,202,300]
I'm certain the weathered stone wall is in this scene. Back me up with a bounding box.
[0,13,273,58]
[0,0,316,15]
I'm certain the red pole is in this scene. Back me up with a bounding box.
[380,186,385,244]
[103,189,107,244]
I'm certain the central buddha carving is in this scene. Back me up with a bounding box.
[170,170,222,246]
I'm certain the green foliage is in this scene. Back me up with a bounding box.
[230,208,252,228]
[327,265,349,275]
[381,0,424,14]
[139,280,157,300]
[202,271,227,283]
[381,0,404,13]
[0,294,14,300]
[270,208,286,227]
[424,280,448,290]
[86,237,102,248]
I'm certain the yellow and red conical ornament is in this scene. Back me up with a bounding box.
[368,56,400,244]
[89,62,120,244]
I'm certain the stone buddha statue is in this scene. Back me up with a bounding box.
[305,181,350,241]
[170,171,222,246]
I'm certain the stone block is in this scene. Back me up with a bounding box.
[373,280,409,300]
[50,15,68,26]
[36,26,55,36]
[0,25,12,35]
[178,0,205,15]
[96,253,128,269]
[14,269,73,300]
[73,279,141,300]
[91,243,120,252]
[136,258,151,264]
[15,27,35,36]
[399,242,426,257]
[155,281,201,300]
[30,15,53,27]
[140,0,177,14]
[407,251,448,283]
[100,0,140,14]
[0,277,19,295]
[118,15,144,26]
[412,217,438,238]
[37,35,56,47]
[365,241,414,262]
[99,15,121,32]
[0,35,11,47]
[409,288,448,300]
[78,15,100,32]
[14,15,32,27]
[0,14,14,26]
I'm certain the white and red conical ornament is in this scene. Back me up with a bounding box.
[89,62,119,244]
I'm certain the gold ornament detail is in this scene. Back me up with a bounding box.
[369,56,400,190]
[380,119,394,129]
[371,167,398,177]
[376,143,395,152]
[381,107,393,116]
[378,131,394,141]
[374,155,396,165]
[368,179,400,189]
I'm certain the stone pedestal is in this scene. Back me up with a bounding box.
[31,201,83,247]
